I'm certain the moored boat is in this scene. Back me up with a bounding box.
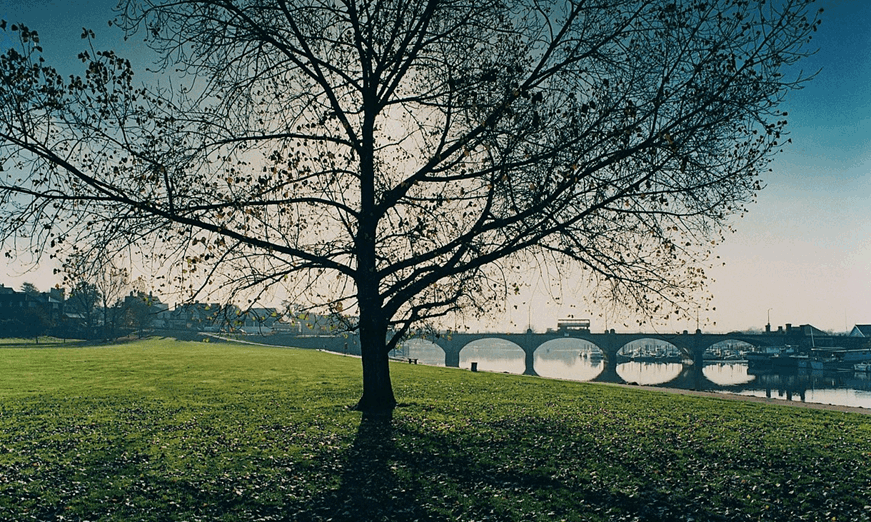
[746,346,795,368]
[796,356,825,371]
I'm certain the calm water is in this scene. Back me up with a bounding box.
[396,338,871,410]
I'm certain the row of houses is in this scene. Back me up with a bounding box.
[0,283,289,337]
[0,284,66,325]
[149,300,282,332]
[0,284,64,337]
[160,302,345,334]
[119,297,344,334]
[114,293,293,332]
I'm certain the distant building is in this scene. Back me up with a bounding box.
[167,302,226,330]
[0,284,65,322]
[799,324,828,337]
[237,308,279,328]
[273,310,347,334]
[122,291,171,329]
[849,325,871,338]
[769,323,828,337]
[0,283,66,335]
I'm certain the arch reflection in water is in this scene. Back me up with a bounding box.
[393,339,446,366]
[617,362,684,385]
[616,338,685,385]
[459,339,525,374]
[534,339,604,381]
[703,362,755,386]
[756,387,871,408]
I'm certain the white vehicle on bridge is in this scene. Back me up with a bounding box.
[556,318,591,333]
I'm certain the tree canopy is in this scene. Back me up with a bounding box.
[0,0,821,412]
[20,281,40,296]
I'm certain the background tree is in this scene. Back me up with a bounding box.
[65,253,130,339]
[0,0,821,413]
[18,306,51,343]
[122,291,155,338]
[20,282,39,297]
[96,262,129,340]
[66,280,102,338]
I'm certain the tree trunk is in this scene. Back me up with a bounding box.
[354,96,395,416]
[354,310,397,415]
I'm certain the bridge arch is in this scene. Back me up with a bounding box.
[616,337,693,361]
[459,338,526,374]
[420,329,810,383]
[700,339,755,386]
[614,338,686,385]
[394,338,446,366]
[702,339,755,360]
[533,338,605,381]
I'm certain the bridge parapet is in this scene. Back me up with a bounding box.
[428,330,804,377]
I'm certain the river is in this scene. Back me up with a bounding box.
[394,338,871,410]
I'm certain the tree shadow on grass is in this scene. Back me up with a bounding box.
[6,396,822,522]
[299,409,753,522]
[299,408,594,521]
[305,410,437,521]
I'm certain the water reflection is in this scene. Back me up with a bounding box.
[732,368,871,408]
[394,339,446,366]
[459,339,525,374]
[703,362,755,386]
[802,388,871,408]
[732,387,871,407]
[534,339,603,381]
[616,361,683,385]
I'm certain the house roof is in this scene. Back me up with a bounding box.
[243,307,278,317]
[851,324,871,337]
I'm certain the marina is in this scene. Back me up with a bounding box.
[744,347,871,372]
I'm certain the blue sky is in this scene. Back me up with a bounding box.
[2,0,869,334]
[702,0,871,333]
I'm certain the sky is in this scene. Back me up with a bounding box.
[1,0,869,334]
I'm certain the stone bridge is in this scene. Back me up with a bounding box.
[243,328,833,383]
[229,328,867,394]
[431,329,779,383]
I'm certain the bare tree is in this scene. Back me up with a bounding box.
[122,290,155,338]
[67,280,102,336]
[96,261,129,340]
[66,253,130,339]
[0,0,820,413]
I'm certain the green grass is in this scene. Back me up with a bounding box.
[1,338,869,521]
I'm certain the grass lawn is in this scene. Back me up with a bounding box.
[0,337,869,521]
